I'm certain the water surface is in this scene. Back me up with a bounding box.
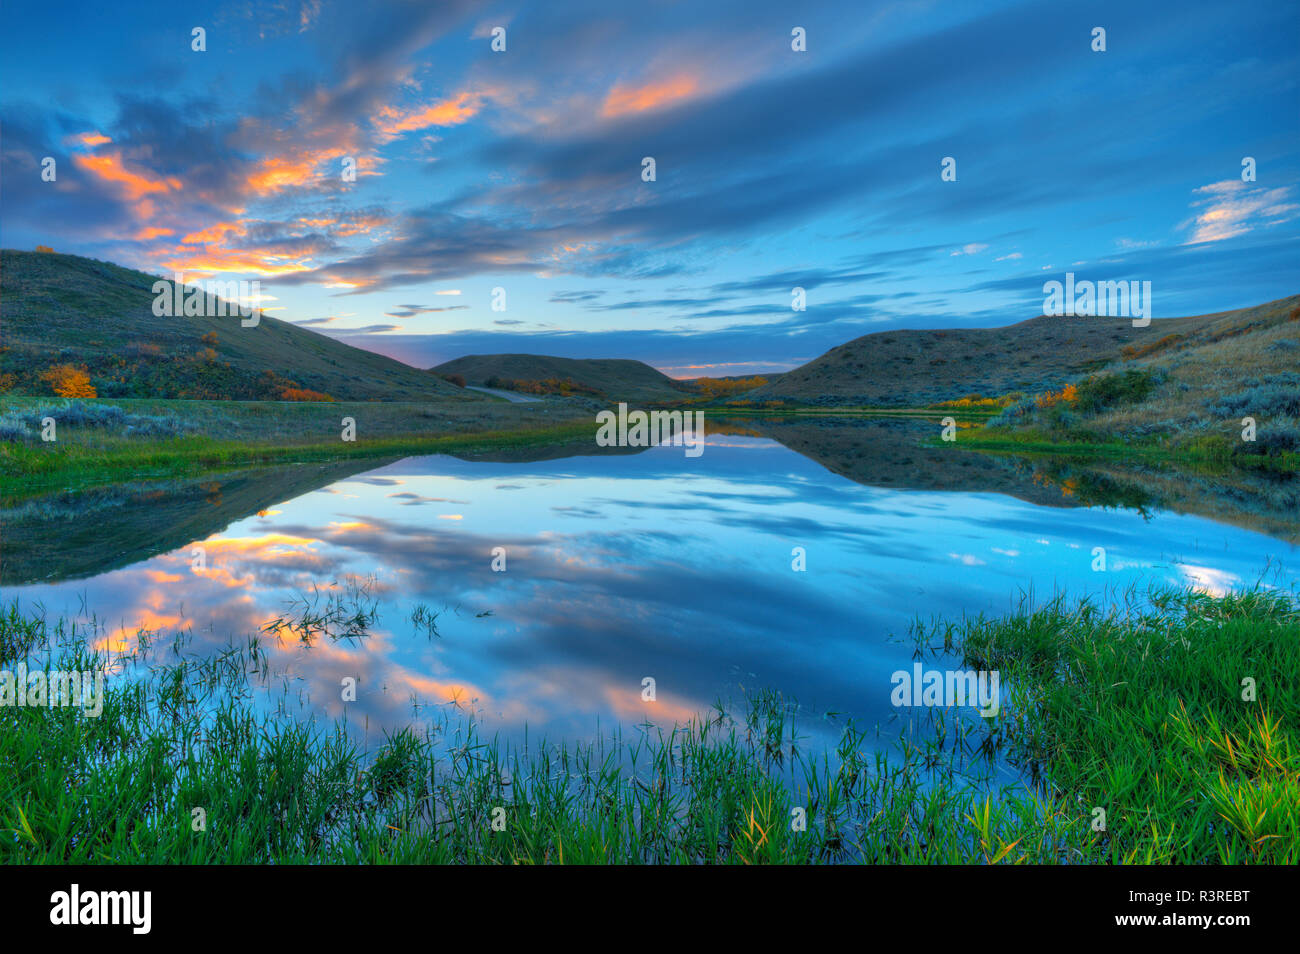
[6,423,1297,754]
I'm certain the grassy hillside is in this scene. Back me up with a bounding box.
[433,353,687,402]
[978,295,1300,461]
[0,249,466,402]
[749,302,1297,407]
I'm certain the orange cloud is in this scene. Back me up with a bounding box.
[246,153,331,195]
[602,74,699,117]
[182,220,248,245]
[374,91,482,140]
[157,246,315,279]
[95,608,184,653]
[73,152,182,201]
[333,213,388,237]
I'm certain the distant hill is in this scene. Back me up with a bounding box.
[748,301,1298,407]
[0,249,465,401]
[432,353,688,402]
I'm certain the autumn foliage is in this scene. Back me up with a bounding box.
[485,375,603,397]
[1035,384,1078,408]
[693,375,768,399]
[280,387,336,402]
[40,364,97,397]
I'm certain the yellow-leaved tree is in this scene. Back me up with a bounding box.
[40,364,97,398]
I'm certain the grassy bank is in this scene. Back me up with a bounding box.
[0,396,599,497]
[2,587,1295,864]
[0,424,596,499]
[945,426,1300,472]
[708,404,1000,419]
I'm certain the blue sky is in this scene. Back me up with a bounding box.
[2,0,1297,375]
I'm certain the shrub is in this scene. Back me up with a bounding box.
[33,403,128,428]
[280,387,336,402]
[1236,422,1300,457]
[20,403,193,438]
[1072,368,1164,413]
[39,364,96,398]
[0,414,33,442]
[1035,384,1078,409]
[984,397,1036,428]
[123,415,190,438]
[440,373,467,388]
[1208,374,1300,419]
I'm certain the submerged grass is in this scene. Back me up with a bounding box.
[1,587,1295,864]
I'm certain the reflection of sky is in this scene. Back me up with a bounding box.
[13,436,1298,753]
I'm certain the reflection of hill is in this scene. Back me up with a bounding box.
[1025,458,1300,546]
[0,457,393,586]
[714,415,1300,544]
[6,417,1295,587]
[711,416,1080,507]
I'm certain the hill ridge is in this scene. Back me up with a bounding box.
[0,248,464,402]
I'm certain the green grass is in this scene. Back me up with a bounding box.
[956,588,1300,863]
[0,395,600,498]
[946,426,1300,472]
[2,587,1295,863]
[0,422,596,499]
[708,405,998,419]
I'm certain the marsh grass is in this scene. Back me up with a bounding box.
[1,587,1295,864]
[262,575,381,645]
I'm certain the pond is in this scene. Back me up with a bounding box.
[5,419,1297,757]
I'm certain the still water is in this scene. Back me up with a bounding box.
[6,426,1297,752]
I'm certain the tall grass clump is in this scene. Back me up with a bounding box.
[955,587,1299,862]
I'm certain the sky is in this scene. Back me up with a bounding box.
[2,0,1297,377]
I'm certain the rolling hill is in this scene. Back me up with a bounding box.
[432,353,688,402]
[0,249,466,401]
[749,298,1300,407]
[984,294,1300,451]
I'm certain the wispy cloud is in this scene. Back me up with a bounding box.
[1184,181,1299,244]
